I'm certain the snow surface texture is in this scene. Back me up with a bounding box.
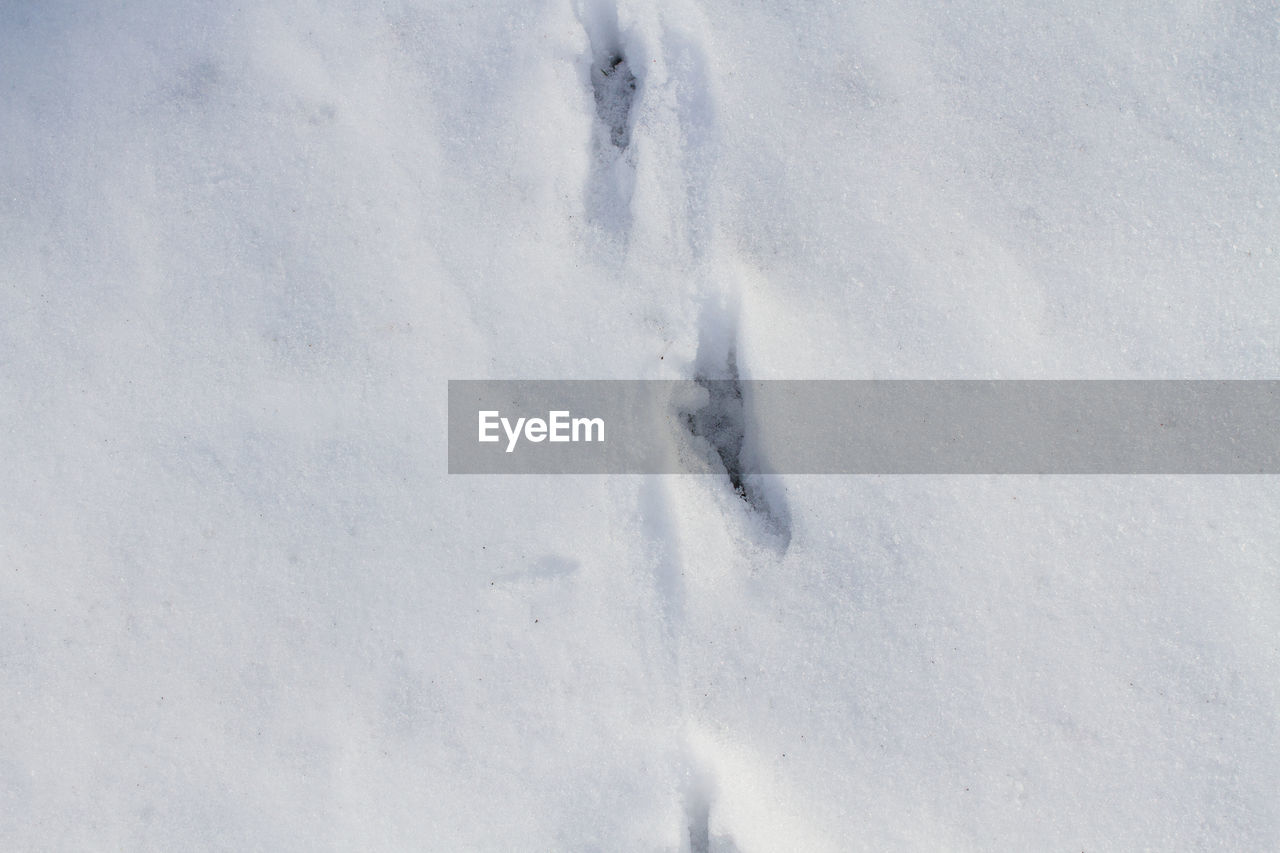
[2,0,1279,850]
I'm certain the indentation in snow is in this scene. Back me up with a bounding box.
[684,300,792,551]
[593,53,637,150]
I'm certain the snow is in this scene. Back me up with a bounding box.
[2,0,1278,849]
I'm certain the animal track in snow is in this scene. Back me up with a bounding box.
[577,0,639,234]
[686,779,741,853]
[683,302,792,551]
[592,52,637,150]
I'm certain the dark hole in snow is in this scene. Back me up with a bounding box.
[683,345,792,551]
[685,375,748,499]
[592,52,637,149]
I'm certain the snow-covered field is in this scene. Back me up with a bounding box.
[3,1,1278,849]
